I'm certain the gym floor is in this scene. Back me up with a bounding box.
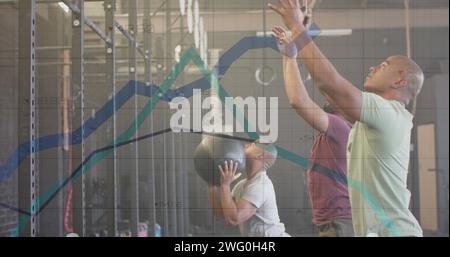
[0,0,448,238]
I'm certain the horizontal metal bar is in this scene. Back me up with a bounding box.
[50,2,148,60]
[36,45,130,51]
[61,0,111,44]
[114,21,147,58]
[36,59,150,66]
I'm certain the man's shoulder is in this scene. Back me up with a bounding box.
[327,113,353,130]
[362,91,385,101]
[256,172,275,188]
[245,172,273,187]
[361,92,413,125]
[363,92,409,112]
[233,178,247,189]
[362,92,396,107]
[323,114,352,144]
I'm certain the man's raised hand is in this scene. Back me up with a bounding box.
[268,0,306,35]
[272,26,298,58]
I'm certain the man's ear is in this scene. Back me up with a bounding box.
[392,70,408,89]
[255,154,265,160]
[392,78,408,89]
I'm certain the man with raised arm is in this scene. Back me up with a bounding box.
[273,25,353,237]
[269,0,424,237]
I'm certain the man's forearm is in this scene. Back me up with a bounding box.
[220,185,238,223]
[269,0,362,121]
[208,186,224,218]
[291,24,362,122]
[283,55,329,132]
[283,56,309,107]
[292,25,342,92]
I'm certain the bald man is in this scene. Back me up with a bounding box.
[207,142,290,237]
[269,0,424,236]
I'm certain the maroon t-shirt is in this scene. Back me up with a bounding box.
[308,114,352,225]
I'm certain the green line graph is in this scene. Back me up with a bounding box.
[14,47,399,237]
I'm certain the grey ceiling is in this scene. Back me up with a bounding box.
[197,0,449,11]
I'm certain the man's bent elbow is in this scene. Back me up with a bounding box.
[226,218,240,226]
[316,74,341,92]
[288,97,309,110]
[288,99,301,110]
[225,214,244,226]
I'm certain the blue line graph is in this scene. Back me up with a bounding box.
[1,26,399,236]
[0,35,281,182]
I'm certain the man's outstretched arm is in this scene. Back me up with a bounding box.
[273,24,329,132]
[269,0,362,122]
[282,56,329,132]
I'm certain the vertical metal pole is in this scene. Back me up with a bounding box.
[175,136,184,236]
[128,0,139,237]
[18,0,37,237]
[165,0,177,237]
[169,126,177,236]
[153,33,165,236]
[162,114,169,236]
[160,36,169,236]
[104,0,118,237]
[143,0,156,237]
[404,0,418,117]
[180,8,190,237]
[183,134,190,235]
[176,10,185,237]
[72,0,86,237]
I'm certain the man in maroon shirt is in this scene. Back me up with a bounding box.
[273,26,353,237]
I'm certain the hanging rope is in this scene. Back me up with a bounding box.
[64,159,74,233]
[62,49,74,234]
[404,0,418,116]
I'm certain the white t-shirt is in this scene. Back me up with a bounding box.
[231,171,289,237]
